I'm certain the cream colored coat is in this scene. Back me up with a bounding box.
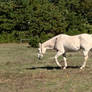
[38,33,92,69]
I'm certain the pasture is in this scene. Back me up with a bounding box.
[0,44,92,92]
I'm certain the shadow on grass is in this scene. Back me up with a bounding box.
[25,66,81,70]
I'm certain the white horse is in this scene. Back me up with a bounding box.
[38,33,92,69]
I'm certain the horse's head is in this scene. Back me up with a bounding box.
[38,43,46,59]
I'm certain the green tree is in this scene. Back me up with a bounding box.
[0,0,91,46]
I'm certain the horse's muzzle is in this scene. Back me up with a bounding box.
[38,53,43,60]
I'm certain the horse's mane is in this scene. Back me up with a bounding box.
[42,34,62,45]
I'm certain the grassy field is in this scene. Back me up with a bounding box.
[0,43,92,92]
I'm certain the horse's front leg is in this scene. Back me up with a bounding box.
[55,51,64,68]
[63,53,67,69]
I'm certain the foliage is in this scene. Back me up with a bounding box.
[29,36,40,48]
[0,0,92,47]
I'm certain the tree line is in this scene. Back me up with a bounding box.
[0,0,92,47]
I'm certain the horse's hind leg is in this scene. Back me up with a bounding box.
[80,50,89,69]
[55,51,64,68]
[63,53,67,69]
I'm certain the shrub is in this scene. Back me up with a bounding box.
[29,32,54,48]
[29,36,40,48]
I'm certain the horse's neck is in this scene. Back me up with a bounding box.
[43,39,55,49]
[42,35,62,49]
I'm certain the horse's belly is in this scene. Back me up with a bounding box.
[65,47,80,52]
[64,42,80,52]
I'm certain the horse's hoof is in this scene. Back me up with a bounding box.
[63,67,66,69]
[80,67,82,69]
[80,67,84,70]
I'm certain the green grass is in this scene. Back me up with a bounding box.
[0,43,92,92]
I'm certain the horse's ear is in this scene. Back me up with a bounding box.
[39,43,41,47]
